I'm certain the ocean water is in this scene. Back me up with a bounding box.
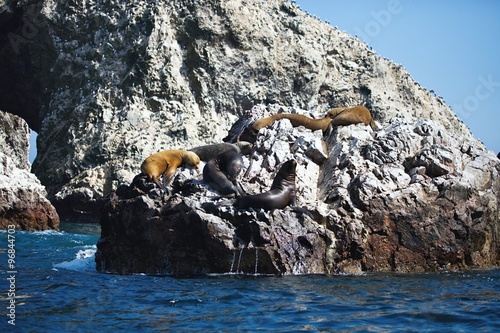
[1,222,499,332]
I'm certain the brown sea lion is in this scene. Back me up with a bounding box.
[189,141,253,161]
[252,114,332,133]
[235,159,297,210]
[203,150,246,197]
[140,149,200,190]
[251,106,379,135]
[326,105,379,130]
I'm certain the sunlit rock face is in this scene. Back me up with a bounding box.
[0,0,473,220]
[0,110,59,231]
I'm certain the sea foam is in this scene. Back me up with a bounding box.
[53,246,97,272]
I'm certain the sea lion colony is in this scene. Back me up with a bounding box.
[139,105,378,210]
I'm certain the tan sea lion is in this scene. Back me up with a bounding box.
[140,149,200,189]
[189,141,253,161]
[251,106,379,134]
[235,159,297,210]
[252,114,332,133]
[326,105,379,130]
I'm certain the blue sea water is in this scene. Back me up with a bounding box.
[1,222,499,332]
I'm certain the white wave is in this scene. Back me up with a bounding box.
[53,246,97,272]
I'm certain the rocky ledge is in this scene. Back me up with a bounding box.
[96,105,499,275]
[0,111,59,231]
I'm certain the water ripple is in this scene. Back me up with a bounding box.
[6,226,500,332]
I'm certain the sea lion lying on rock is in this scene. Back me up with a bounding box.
[203,150,246,197]
[189,141,253,161]
[326,105,379,131]
[235,159,297,210]
[141,149,200,191]
[252,113,332,133]
[251,105,379,135]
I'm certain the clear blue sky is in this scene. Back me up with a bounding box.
[295,0,500,155]
[28,1,500,163]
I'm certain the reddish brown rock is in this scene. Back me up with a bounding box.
[0,110,59,231]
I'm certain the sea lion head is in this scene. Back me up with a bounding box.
[183,151,201,169]
[221,151,243,181]
[271,159,297,190]
[325,107,347,119]
[280,159,297,178]
[234,141,253,155]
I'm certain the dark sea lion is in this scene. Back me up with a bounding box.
[326,105,379,130]
[203,150,246,197]
[189,142,253,161]
[235,159,297,210]
[141,150,200,190]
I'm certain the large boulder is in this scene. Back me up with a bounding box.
[0,110,59,231]
[96,105,499,275]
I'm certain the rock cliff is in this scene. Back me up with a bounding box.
[0,0,474,220]
[96,105,499,275]
[0,110,59,231]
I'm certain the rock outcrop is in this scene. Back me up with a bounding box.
[0,0,474,220]
[319,115,500,273]
[96,105,500,275]
[0,110,59,231]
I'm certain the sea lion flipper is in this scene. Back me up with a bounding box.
[235,180,247,197]
[370,119,380,131]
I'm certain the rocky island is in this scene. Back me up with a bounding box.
[0,0,498,273]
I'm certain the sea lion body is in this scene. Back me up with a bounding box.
[235,159,297,210]
[251,106,379,134]
[252,114,331,133]
[189,141,253,161]
[141,149,200,189]
[327,105,379,130]
[203,150,245,196]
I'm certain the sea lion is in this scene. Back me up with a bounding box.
[251,106,379,135]
[326,105,379,130]
[189,141,253,161]
[140,149,201,190]
[203,150,246,197]
[252,113,332,133]
[235,159,297,210]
